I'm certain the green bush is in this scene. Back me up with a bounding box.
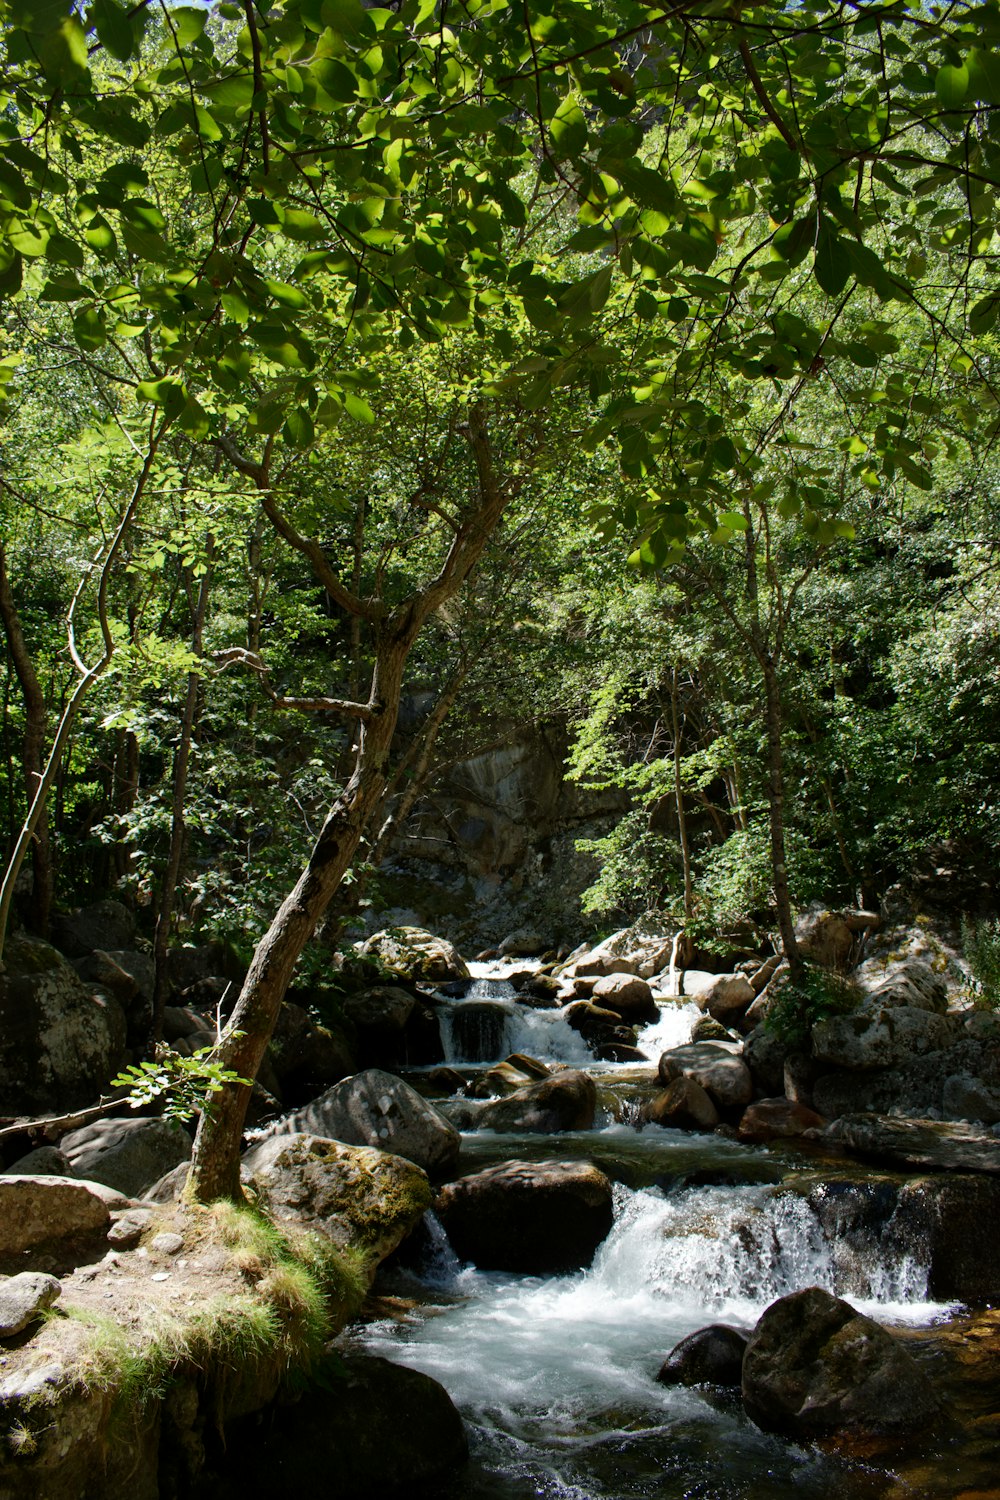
[961,917,1000,1009]
[765,964,860,1049]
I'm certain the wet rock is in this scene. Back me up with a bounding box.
[0,1176,110,1259]
[811,1006,952,1070]
[425,1066,466,1094]
[594,1042,648,1063]
[358,927,470,983]
[824,1113,1000,1174]
[505,1053,551,1080]
[499,929,547,957]
[474,1070,597,1133]
[0,935,128,1113]
[658,1043,753,1110]
[893,1174,1000,1303]
[243,1132,431,1279]
[265,1068,461,1178]
[641,1077,719,1132]
[401,1000,446,1067]
[742,1286,939,1439]
[0,1271,61,1338]
[590,972,658,1025]
[737,1098,825,1143]
[657,1324,748,1388]
[696,974,754,1023]
[481,1060,545,1095]
[447,1000,509,1062]
[514,975,561,1007]
[59,1117,192,1198]
[50,898,136,958]
[435,1159,613,1272]
[566,1000,627,1037]
[217,1352,467,1497]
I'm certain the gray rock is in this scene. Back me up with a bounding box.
[357,927,470,983]
[0,935,128,1113]
[0,1271,61,1337]
[691,1016,734,1044]
[823,1113,1000,1173]
[737,1099,825,1143]
[742,1025,790,1095]
[657,1324,748,1388]
[811,1006,952,1070]
[107,1208,154,1248]
[2,1147,76,1178]
[265,1069,460,1178]
[150,1232,184,1255]
[342,985,415,1033]
[658,1042,753,1110]
[59,1117,192,1197]
[142,1162,191,1204]
[941,1072,1000,1125]
[50,898,136,958]
[435,1158,613,1272]
[794,908,859,971]
[0,1177,110,1257]
[243,1132,431,1278]
[863,959,948,1015]
[473,1070,597,1133]
[742,1286,939,1439]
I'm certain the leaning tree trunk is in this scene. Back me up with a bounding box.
[187,631,410,1202]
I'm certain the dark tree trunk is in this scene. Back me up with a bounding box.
[0,545,52,935]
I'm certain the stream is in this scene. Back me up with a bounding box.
[352,965,993,1499]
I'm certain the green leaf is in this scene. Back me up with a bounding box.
[178,396,210,439]
[935,63,969,107]
[970,294,1000,335]
[72,304,107,349]
[550,95,588,159]
[136,375,186,416]
[89,0,136,61]
[813,218,850,296]
[344,391,374,423]
[968,49,1000,104]
[172,5,207,47]
[283,406,315,447]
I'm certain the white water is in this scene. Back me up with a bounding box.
[361,1179,956,1498]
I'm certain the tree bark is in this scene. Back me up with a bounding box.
[761,655,802,976]
[151,556,213,1042]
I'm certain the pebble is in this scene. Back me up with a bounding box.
[151,1272,170,1282]
[151,1232,184,1256]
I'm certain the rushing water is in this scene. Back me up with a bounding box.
[358,960,967,1498]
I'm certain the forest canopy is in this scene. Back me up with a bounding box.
[1,0,999,1195]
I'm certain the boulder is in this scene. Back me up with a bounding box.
[243,1133,431,1278]
[342,985,415,1033]
[2,1147,76,1177]
[590,972,658,1025]
[691,1016,735,1044]
[219,1353,467,1497]
[498,929,547,957]
[737,1099,825,1144]
[50,898,136,958]
[823,1114,1000,1174]
[742,1025,790,1096]
[565,1000,628,1040]
[473,1070,597,1133]
[641,1078,719,1132]
[435,1159,613,1272]
[58,1117,192,1197]
[696,974,754,1023]
[357,927,469,983]
[741,1286,939,1439]
[0,1271,62,1338]
[657,1324,748,1388]
[658,1043,753,1110]
[811,1006,952,1070]
[265,1069,460,1178]
[0,935,127,1113]
[941,1072,1000,1125]
[864,960,948,1015]
[267,1000,356,1105]
[0,1177,111,1260]
[794,908,860,972]
[892,1174,1000,1304]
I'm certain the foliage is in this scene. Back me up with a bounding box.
[110,1043,249,1122]
[764,965,861,1051]
[961,917,1000,1009]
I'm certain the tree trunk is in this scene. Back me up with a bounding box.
[187,631,409,1202]
[761,656,802,976]
[151,558,213,1041]
[0,545,53,936]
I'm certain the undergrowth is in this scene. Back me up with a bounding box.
[764,963,861,1049]
[961,916,1000,1009]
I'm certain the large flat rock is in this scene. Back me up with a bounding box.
[824,1114,1000,1174]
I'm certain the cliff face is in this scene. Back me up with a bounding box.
[372,723,628,947]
